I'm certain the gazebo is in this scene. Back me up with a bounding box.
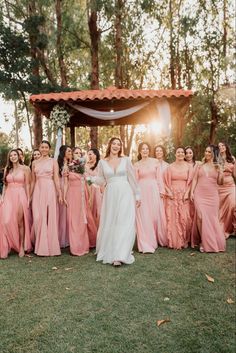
[30,86,193,147]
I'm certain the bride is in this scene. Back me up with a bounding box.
[89,137,141,266]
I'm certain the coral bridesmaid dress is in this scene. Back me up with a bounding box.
[218,162,235,237]
[66,172,97,255]
[58,174,69,248]
[164,164,192,249]
[32,158,61,256]
[2,170,32,254]
[191,166,225,252]
[0,204,10,258]
[135,163,167,252]
[86,167,103,227]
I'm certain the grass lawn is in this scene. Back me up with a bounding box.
[0,238,235,353]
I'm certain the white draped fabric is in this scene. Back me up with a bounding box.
[156,100,171,136]
[68,101,150,120]
[68,99,171,135]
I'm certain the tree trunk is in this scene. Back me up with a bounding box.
[87,0,100,148]
[169,0,176,89]
[209,98,218,144]
[115,0,123,88]
[55,0,68,87]
[14,100,19,147]
[28,0,42,147]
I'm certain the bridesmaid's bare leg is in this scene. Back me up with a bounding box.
[17,205,25,257]
[196,212,203,252]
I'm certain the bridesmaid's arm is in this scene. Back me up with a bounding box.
[24,167,31,206]
[155,163,165,197]
[53,160,63,203]
[30,161,36,198]
[217,166,224,185]
[63,175,68,206]
[190,166,199,201]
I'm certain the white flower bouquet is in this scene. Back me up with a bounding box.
[49,104,70,129]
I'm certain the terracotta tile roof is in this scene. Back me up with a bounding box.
[30,86,193,103]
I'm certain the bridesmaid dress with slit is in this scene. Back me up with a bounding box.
[86,167,103,227]
[32,158,61,256]
[2,169,32,255]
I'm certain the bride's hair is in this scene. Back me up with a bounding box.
[105,137,123,158]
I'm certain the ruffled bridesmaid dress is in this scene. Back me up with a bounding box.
[2,169,32,254]
[191,166,225,252]
[135,162,167,252]
[32,158,61,256]
[164,164,193,249]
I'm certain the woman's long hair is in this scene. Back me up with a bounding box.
[30,149,41,170]
[105,137,123,158]
[154,144,167,160]
[4,149,23,184]
[219,141,235,163]
[137,142,151,161]
[184,146,196,165]
[88,148,100,170]
[58,145,70,176]
[203,144,219,163]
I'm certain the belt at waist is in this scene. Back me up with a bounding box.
[7,183,24,188]
[107,176,128,184]
[36,176,53,180]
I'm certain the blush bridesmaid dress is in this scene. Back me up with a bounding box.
[2,169,32,255]
[32,158,61,256]
[135,162,167,253]
[65,172,97,255]
[191,165,226,252]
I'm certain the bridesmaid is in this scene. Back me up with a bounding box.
[134,142,167,252]
[218,142,235,237]
[57,145,72,248]
[86,148,103,227]
[154,145,169,174]
[88,137,141,266]
[1,149,32,257]
[164,146,193,249]
[31,140,62,256]
[190,145,225,252]
[29,149,41,169]
[63,150,97,256]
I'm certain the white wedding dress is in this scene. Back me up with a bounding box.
[92,157,140,264]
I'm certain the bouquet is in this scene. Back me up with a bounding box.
[68,157,86,175]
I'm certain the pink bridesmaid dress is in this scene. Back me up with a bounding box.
[164,164,192,249]
[32,158,61,256]
[191,166,225,252]
[218,162,235,237]
[58,175,69,248]
[2,170,32,254]
[135,163,167,252]
[0,204,10,258]
[86,167,103,227]
[66,172,97,255]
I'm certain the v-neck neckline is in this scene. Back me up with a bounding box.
[104,158,123,174]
